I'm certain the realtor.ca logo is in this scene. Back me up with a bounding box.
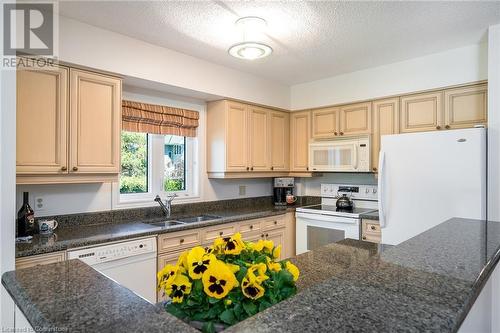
[2,2,58,68]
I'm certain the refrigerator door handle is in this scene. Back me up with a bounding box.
[378,151,386,228]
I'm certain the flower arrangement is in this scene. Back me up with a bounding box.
[157,232,300,332]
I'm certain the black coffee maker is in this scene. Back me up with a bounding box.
[273,177,295,206]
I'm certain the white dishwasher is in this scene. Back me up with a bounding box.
[68,237,157,303]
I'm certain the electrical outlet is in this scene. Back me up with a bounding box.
[34,196,45,212]
[239,185,246,196]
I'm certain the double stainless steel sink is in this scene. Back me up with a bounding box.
[146,215,222,228]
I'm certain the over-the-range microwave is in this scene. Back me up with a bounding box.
[309,137,370,172]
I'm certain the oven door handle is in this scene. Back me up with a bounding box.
[296,212,358,224]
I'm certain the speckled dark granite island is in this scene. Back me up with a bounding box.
[4,217,500,332]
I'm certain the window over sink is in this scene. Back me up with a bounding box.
[118,131,198,205]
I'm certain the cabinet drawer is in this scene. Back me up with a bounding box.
[239,220,261,235]
[261,216,286,230]
[16,251,66,270]
[364,222,380,233]
[362,232,381,243]
[203,223,237,243]
[157,229,201,254]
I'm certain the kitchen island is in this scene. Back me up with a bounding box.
[3,217,500,332]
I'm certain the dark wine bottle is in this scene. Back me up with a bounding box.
[17,192,35,237]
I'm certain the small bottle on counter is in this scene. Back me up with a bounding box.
[17,192,35,237]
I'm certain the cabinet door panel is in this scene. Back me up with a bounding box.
[290,111,310,171]
[444,84,487,129]
[17,64,68,174]
[339,102,372,136]
[226,102,248,171]
[400,92,443,133]
[265,229,285,259]
[312,107,339,138]
[372,98,399,172]
[270,111,289,171]
[70,70,121,173]
[249,107,270,171]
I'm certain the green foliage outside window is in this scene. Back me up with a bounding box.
[120,132,148,193]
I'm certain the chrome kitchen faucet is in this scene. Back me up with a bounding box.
[154,194,177,218]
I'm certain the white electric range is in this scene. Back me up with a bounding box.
[295,184,378,255]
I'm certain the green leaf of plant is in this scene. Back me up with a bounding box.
[202,321,216,333]
[208,297,221,304]
[219,308,236,325]
[165,303,186,319]
[242,301,258,316]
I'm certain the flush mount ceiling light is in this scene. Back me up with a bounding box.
[228,16,273,60]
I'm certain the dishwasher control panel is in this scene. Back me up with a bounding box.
[68,237,157,265]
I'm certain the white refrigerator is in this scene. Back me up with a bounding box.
[378,127,487,245]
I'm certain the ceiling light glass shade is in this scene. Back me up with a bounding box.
[228,42,273,60]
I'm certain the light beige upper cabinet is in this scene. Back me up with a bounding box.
[16,61,122,184]
[270,111,290,171]
[311,107,339,138]
[70,69,121,174]
[444,84,487,129]
[225,101,249,172]
[339,102,372,136]
[400,91,443,133]
[248,106,271,171]
[16,63,68,174]
[372,98,399,172]
[290,111,310,172]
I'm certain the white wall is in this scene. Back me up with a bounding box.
[488,23,500,332]
[290,43,488,110]
[16,88,272,217]
[58,16,290,110]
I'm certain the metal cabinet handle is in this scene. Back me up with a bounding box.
[340,132,344,136]
[246,167,250,171]
[261,234,265,238]
[271,167,274,171]
[334,132,338,136]
[445,125,450,129]
[249,225,253,229]
[265,233,269,237]
[370,226,376,231]
[362,236,367,240]
[219,231,223,236]
[436,126,441,130]
[179,238,184,244]
[72,167,78,171]
[372,167,378,172]
[306,167,309,171]
[250,167,254,171]
[61,166,67,171]
[274,221,277,225]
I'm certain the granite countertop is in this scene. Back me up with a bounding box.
[2,259,198,333]
[16,197,319,258]
[226,218,500,332]
[360,210,379,220]
[4,217,500,332]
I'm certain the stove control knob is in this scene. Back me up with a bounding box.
[365,188,369,193]
[372,188,377,194]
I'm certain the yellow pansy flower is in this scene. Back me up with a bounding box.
[250,239,274,253]
[272,245,281,259]
[202,260,238,299]
[176,250,189,273]
[157,264,180,290]
[214,232,246,255]
[226,263,241,274]
[165,274,192,303]
[241,278,265,300]
[187,246,216,280]
[286,261,300,282]
[246,263,269,283]
[266,256,281,272]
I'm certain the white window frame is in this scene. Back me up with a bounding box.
[115,132,200,208]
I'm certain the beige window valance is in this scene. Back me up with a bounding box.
[122,100,199,137]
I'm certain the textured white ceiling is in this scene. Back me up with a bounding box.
[59,1,500,85]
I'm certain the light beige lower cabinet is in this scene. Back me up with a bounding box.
[361,219,381,243]
[15,251,66,270]
[156,214,295,301]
